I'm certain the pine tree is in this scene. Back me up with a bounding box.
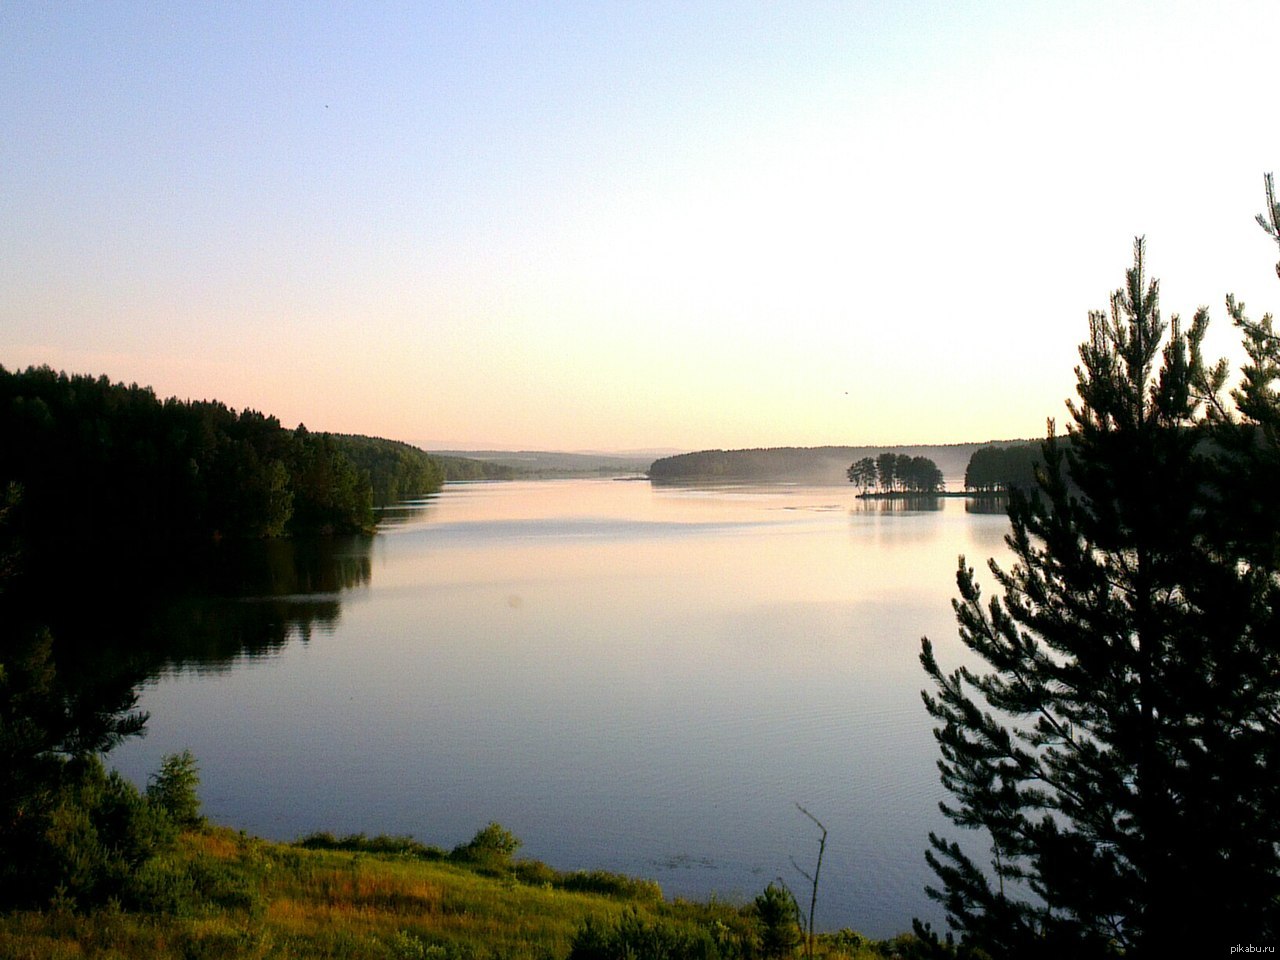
[919,230,1280,956]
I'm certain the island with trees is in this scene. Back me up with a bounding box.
[846,452,945,496]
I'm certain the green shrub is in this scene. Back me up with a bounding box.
[555,869,664,901]
[449,822,521,869]
[511,859,558,887]
[18,755,176,911]
[146,750,203,827]
[753,883,801,958]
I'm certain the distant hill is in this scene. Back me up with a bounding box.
[647,443,1032,488]
[430,450,652,478]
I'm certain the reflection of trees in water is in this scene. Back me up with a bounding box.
[21,533,376,686]
[373,500,435,529]
[192,535,372,598]
[963,495,1010,515]
[849,495,1014,516]
[850,495,944,514]
[146,595,343,676]
[0,526,379,882]
[147,534,374,675]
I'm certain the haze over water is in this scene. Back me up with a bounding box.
[111,478,1011,936]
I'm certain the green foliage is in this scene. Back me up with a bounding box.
[550,869,664,902]
[331,434,445,506]
[147,750,203,827]
[753,883,801,958]
[15,754,176,911]
[0,631,151,909]
[287,426,375,534]
[128,840,266,917]
[920,223,1280,957]
[449,821,522,870]
[569,911,723,960]
[0,567,207,915]
[0,823,907,959]
[293,829,667,903]
[883,920,986,960]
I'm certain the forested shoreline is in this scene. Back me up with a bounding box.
[0,366,455,576]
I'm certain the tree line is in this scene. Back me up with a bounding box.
[429,453,520,482]
[847,452,944,494]
[325,433,441,507]
[960,441,1043,493]
[0,366,448,574]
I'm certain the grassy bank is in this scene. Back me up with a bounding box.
[0,826,926,960]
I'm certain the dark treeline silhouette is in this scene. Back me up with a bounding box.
[962,441,1043,493]
[0,366,449,578]
[847,452,944,494]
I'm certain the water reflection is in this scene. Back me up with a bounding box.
[154,536,375,675]
[964,495,1011,515]
[373,498,437,529]
[850,495,944,513]
[20,534,376,685]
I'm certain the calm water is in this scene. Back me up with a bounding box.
[109,478,1011,936]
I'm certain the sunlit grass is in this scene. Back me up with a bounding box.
[0,826,896,960]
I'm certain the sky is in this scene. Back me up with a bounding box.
[4,2,1279,452]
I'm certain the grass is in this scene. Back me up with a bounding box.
[0,827,920,960]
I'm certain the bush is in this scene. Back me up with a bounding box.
[146,749,202,827]
[11,755,176,910]
[449,822,521,870]
[753,883,801,958]
[555,869,664,901]
[511,859,558,887]
[129,848,266,917]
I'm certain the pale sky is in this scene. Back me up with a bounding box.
[4,2,1279,452]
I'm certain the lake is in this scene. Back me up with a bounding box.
[108,478,1012,937]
